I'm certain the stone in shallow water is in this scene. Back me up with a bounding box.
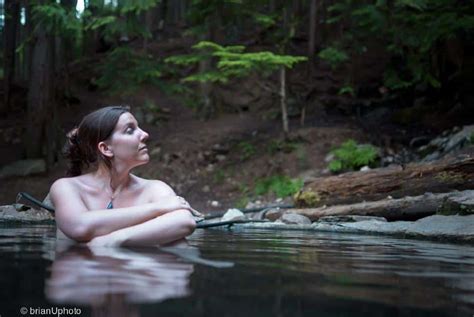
[330,215,474,242]
[319,215,387,223]
[264,208,284,221]
[279,213,312,225]
[221,208,246,222]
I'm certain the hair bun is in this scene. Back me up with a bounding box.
[67,127,80,145]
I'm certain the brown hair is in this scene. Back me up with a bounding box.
[63,106,130,176]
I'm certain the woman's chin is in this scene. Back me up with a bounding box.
[135,155,150,166]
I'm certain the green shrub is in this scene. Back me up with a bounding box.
[213,169,226,184]
[267,139,298,154]
[328,139,378,173]
[235,196,249,210]
[254,175,303,198]
[338,85,355,97]
[318,46,349,69]
[238,141,256,160]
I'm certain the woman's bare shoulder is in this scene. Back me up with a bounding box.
[132,175,176,197]
[49,176,89,210]
[50,175,90,192]
[50,177,76,192]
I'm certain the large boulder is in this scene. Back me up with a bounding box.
[419,125,474,161]
[439,190,474,215]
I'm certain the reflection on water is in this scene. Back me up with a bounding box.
[0,223,473,317]
[46,245,194,305]
[45,244,197,317]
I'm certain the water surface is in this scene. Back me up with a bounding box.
[0,223,473,316]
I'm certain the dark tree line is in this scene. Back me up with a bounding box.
[1,0,473,166]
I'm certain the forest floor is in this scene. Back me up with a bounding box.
[0,88,367,212]
[0,80,371,212]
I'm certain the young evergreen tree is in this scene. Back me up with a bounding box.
[166,41,307,134]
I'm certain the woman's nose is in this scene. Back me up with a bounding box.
[140,129,149,141]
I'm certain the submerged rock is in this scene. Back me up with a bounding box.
[319,215,387,223]
[313,215,474,242]
[227,214,474,243]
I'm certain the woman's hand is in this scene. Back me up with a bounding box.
[156,196,204,219]
[155,195,193,213]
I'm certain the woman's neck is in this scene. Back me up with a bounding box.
[94,164,132,192]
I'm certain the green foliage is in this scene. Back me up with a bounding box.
[267,139,299,154]
[254,175,303,198]
[253,13,276,28]
[166,41,307,84]
[328,139,379,173]
[235,196,249,210]
[325,0,474,91]
[296,146,309,169]
[294,190,321,207]
[237,141,256,160]
[338,85,355,96]
[94,47,164,96]
[213,169,227,184]
[83,14,117,31]
[318,47,349,69]
[32,3,82,39]
[235,183,251,209]
[83,0,160,42]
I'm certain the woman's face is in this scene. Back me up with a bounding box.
[106,112,150,167]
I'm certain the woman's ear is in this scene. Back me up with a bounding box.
[98,141,114,158]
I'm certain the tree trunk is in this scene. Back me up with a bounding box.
[279,66,289,136]
[308,0,317,74]
[2,0,21,114]
[199,57,214,119]
[55,0,77,104]
[143,8,154,51]
[288,191,462,221]
[25,1,55,161]
[296,154,474,207]
[280,7,290,136]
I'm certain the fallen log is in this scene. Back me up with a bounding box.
[286,190,472,221]
[296,154,474,207]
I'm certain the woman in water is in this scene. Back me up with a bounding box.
[50,106,199,247]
